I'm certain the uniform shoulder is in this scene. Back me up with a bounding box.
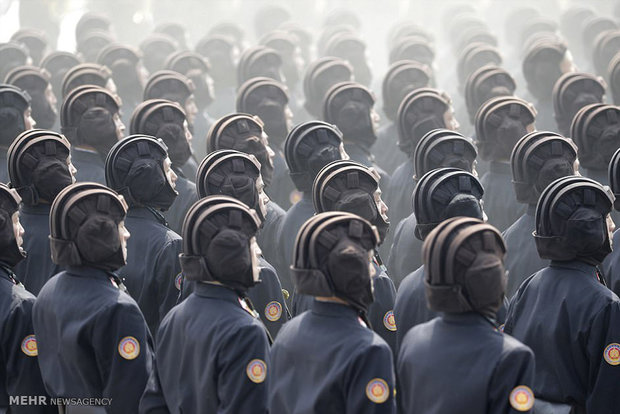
[499,332,534,357]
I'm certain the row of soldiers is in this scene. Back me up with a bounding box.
[1,1,620,413]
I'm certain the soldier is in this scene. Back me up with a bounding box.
[305,160,396,351]
[5,66,57,129]
[375,60,432,175]
[388,129,478,285]
[604,148,620,295]
[0,85,35,183]
[324,33,372,87]
[76,31,115,64]
[130,99,199,234]
[61,63,116,98]
[237,46,284,88]
[236,77,296,208]
[0,183,55,414]
[393,169,486,347]
[475,96,536,231]
[139,34,178,74]
[10,28,49,66]
[40,52,82,121]
[7,129,76,294]
[302,57,354,119]
[0,43,30,82]
[464,65,516,125]
[504,176,620,411]
[259,30,305,103]
[322,81,390,188]
[195,151,289,338]
[552,72,606,136]
[384,88,458,237]
[503,131,578,296]
[608,53,620,105]
[269,212,396,414]
[33,182,153,413]
[398,217,535,413]
[278,121,347,293]
[105,135,182,335]
[60,85,125,184]
[140,197,270,414]
[155,23,190,51]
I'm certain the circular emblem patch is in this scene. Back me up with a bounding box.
[383,310,397,332]
[118,336,140,360]
[175,273,183,291]
[21,335,38,357]
[604,343,620,366]
[246,359,267,383]
[366,378,389,404]
[265,301,282,322]
[509,385,534,411]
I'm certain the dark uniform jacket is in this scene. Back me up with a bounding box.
[0,265,54,414]
[162,169,199,235]
[384,158,415,244]
[480,161,526,232]
[386,212,420,288]
[504,260,620,412]
[397,312,535,413]
[373,122,407,175]
[268,300,396,414]
[13,204,61,295]
[267,148,298,210]
[502,205,548,297]
[179,157,198,184]
[602,229,620,296]
[120,207,182,336]
[71,148,106,185]
[291,262,397,352]
[257,201,286,276]
[32,266,154,414]
[0,151,7,183]
[140,283,271,414]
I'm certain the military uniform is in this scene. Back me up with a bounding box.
[140,283,270,414]
[386,212,421,288]
[119,207,183,336]
[33,266,154,414]
[13,204,62,295]
[0,152,7,183]
[71,148,106,185]
[162,170,199,235]
[267,149,298,210]
[384,159,415,234]
[602,230,620,296]
[397,313,535,413]
[268,300,396,414]
[373,122,407,175]
[0,265,54,414]
[481,162,526,231]
[502,206,548,297]
[257,201,286,274]
[344,142,390,189]
[505,261,620,412]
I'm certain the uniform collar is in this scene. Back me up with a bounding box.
[311,299,359,320]
[194,282,242,302]
[127,206,166,223]
[549,260,598,276]
[0,262,20,285]
[489,161,512,174]
[21,203,51,215]
[441,312,488,324]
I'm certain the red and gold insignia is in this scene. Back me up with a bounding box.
[175,273,183,291]
[509,385,534,411]
[246,359,267,383]
[498,324,505,332]
[118,336,140,360]
[366,378,389,404]
[264,301,282,322]
[383,310,397,331]
[604,343,620,366]
[21,335,38,357]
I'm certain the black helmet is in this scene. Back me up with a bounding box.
[413,168,485,241]
[179,196,261,292]
[130,99,192,168]
[97,43,144,103]
[60,85,121,156]
[284,120,344,192]
[49,182,128,271]
[143,70,195,108]
[413,129,477,180]
[593,30,620,76]
[464,65,516,123]
[313,160,389,242]
[522,40,570,102]
[291,212,380,313]
[474,96,537,161]
[75,12,111,43]
[0,183,25,267]
[570,104,620,171]
[0,84,31,147]
[76,31,114,63]
[607,147,620,211]
[607,52,620,105]
[196,149,267,222]
[10,28,48,65]
[457,42,502,86]
[237,45,283,87]
[7,129,72,205]
[303,57,354,117]
[236,77,290,146]
[423,217,506,318]
[260,30,303,89]
[534,176,614,264]
[552,72,606,136]
[139,34,178,73]
[165,50,214,110]
[40,51,82,100]
[0,42,30,81]
[206,113,274,186]
[195,35,237,88]
[382,60,432,121]
[155,22,189,50]
[388,36,435,66]
[5,65,57,129]
[511,131,578,206]
[323,81,376,148]
[61,63,113,98]
[324,33,372,86]
[105,135,178,211]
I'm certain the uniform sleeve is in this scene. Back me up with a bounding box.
[585,301,620,412]
[154,239,183,324]
[367,274,397,354]
[216,323,270,414]
[2,295,56,414]
[488,343,536,413]
[345,343,396,414]
[92,301,154,414]
[247,265,289,339]
[139,359,170,414]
